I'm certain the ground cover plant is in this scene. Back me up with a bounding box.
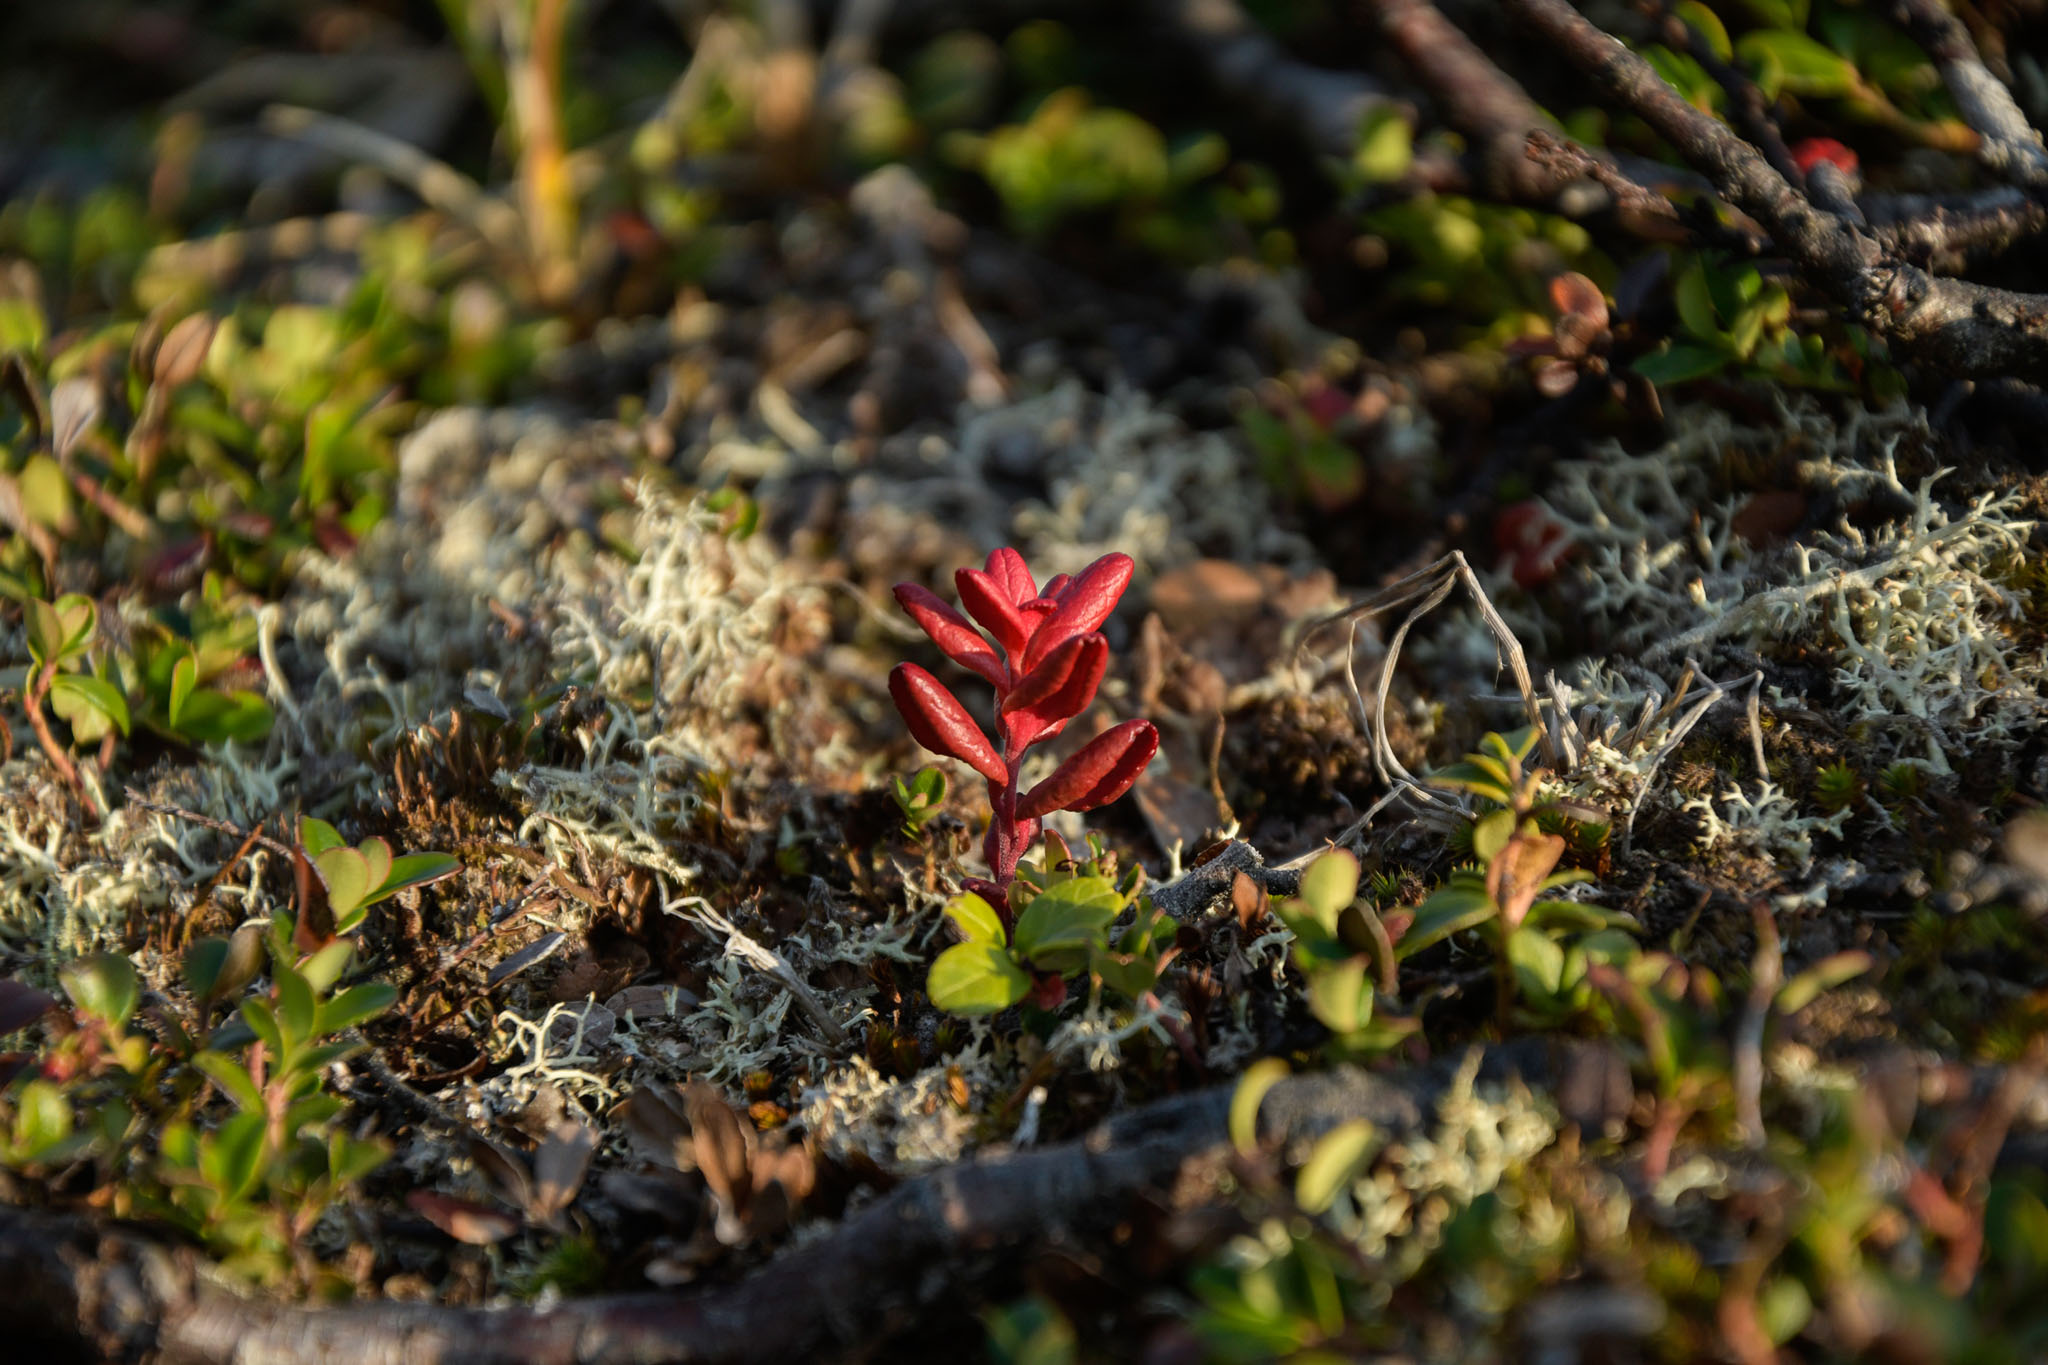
[5,0,2048,1360]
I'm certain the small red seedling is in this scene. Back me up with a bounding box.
[891,549,1158,899]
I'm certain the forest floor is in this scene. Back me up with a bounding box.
[4,3,2048,1362]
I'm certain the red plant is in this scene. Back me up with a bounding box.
[891,549,1158,898]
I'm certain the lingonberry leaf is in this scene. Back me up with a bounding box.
[1040,572,1072,601]
[955,567,1032,657]
[1021,553,1133,671]
[1003,633,1108,749]
[894,583,1005,686]
[890,663,1008,785]
[1017,718,1159,818]
[985,546,1036,605]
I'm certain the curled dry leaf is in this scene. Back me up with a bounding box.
[1487,830,1567,930]
[48,376,100,461]
[154,312,219,389]
[407,1191,521,1245]
[1231,870,1269,932]
[530,1120,598,1223]
[684,1081,756,1221]
[618,1084,697,1173]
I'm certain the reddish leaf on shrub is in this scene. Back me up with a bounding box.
[956,567,1032,656]
[1022,553,1133,671]
[1018,719,1160,818]
[891,664,1007,785]
[894,583,1005,686]
[985,546,1037,605]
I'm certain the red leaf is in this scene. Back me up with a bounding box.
[1021,553,1133,672]
[1003,634,1108,749]
[1547,272,1608,328]
[890,664,1008,785]
[956,568,1032,657]
[1017,719,1158,818]
[1040,573,1072,602]
[985,547,1037,605]
[894,583,1005,687]
[1790,136,1858,177]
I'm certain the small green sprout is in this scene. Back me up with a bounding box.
[891,766,948,837]
[1812,761,1863,814]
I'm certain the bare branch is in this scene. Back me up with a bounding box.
[1882,0,2048,187]
[1505,0,2048,381]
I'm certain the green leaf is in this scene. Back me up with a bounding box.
[1675,1,1732,60]
[1522,899,1632,935]
[0,294,47,357]
[1012,876,1121,970]
[314,847,373,920]
[1507,926,1567,1000]
[202,1110,269,1201]
[364,851,460,907]
[14,1079,71,1154]
[1090,946,1158,1001]
[298,816,346,858]
[1230,1058,1290,1155]
[19,455,74,531]
[26,595,96,668]
[192,1051,265,1113]
[945,892,1006,946]
[168,687,275,744]
[1352,106,1413,184]
[1307,958,1374,1034]
[1472,809,1517,866]
[58,953,139,1028]
[240,998,283,1055]
[1738,30,1860,98]
[50,672,130,738]
[167,653,197,728]
[1632,341,1732,385]
[1428,760,1512,806]
[1674,259,1721,339]
[300,939,354,995]
[274,964,316,1049]
[1775,950,1872,1015]
[1295,1120,1380,1214]
[1295,851,1359,930]
[928,942,1032,1016]
[1398,882,1497,959]
[316,982,397,1036]
[183,937,231,1001]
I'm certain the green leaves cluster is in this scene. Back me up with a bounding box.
[155,911,397,1284]
[891,765,948,836]
[298,814,460,936]
[1632,252,1848,390]
[0,817,450,1285]
[21,592,130,746]
[927,842,1173,1017]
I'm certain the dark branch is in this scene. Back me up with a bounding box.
[1882,0,2048,187]
[1505,0,2048,382]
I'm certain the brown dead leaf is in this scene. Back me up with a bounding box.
[1486,830,1567,929]
[407,1191,520,1245]
[530,1119,598,1223]
[684,1081,755,1219]
[618,1084,696,1172]
[1231,871,1268,932]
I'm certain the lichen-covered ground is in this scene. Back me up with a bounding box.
[6,3,2048,1362]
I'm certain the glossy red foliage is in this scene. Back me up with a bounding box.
[890,549,1158,891]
